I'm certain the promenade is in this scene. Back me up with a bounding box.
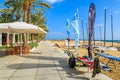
[0,41,112,80]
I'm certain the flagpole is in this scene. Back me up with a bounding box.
[85,21,88,41]
[99,25,102,46]
[104,7,107,47]
[81,19,85,46]
[66,19,70,52]
[93,28,95,46]
[111,15,113,47]
[68,34,70,51]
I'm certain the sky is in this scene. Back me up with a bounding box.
[0,0,120,40]
[43,0,120,40]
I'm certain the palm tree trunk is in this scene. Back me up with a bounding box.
[23,1,29,46]
[26,2,32,44]
[27,2,31,23]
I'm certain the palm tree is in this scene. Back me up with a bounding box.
[25,0,50,42]
[0,13,15,23]
[23,0,50,23]
[0,0,50,45]
[31,12,48,40]
[3,0,23,21]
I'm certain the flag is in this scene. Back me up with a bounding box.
[66,19,70,35]
[88,3,96,58]
[71,8,79,52]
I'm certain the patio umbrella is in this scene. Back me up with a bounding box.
[9,22,47,34]
[0,22,47,34]
[0,22,47,55]
[0,23,11,33]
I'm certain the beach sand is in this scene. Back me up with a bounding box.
[49,40,120,80]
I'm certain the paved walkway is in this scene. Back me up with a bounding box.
[0,41,112,80]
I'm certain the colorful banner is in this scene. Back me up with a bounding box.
[88,3,96,58]
[66,19,71,51]
[71,8,79,52]
[66,19,70,35]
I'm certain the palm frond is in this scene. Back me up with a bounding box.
[38,2,51,8]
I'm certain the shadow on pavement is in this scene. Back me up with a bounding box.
[7,52,89,79]
[21,55,66,61]
[7,63,89,80]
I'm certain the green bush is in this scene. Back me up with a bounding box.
[28,43,38,48]
[0,45,7,50]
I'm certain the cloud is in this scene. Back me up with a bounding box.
[44,0,64,4]
[114,10,120,14]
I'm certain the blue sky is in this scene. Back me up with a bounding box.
[0,0,120,40]
[43,0,120,40]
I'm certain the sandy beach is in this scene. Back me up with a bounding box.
[49,40,120,80]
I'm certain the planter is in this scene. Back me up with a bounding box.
[23,46,30,54]
[11,47,16,55]
[5,47,12,55]
[15,46,20,55]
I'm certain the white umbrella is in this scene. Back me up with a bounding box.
[27,23,47,34]
[0,22,47,34]
[0,23,11,33]
[10,22,47,33]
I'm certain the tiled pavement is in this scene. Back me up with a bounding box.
[0,41,112,80]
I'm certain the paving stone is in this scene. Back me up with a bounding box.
[0,69,15,78]
[9,76,35,80]
[12,69,36,77]
[36,74,61,80]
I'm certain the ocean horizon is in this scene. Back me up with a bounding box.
[45,38,120,43]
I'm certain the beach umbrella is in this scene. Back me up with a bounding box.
[88,3,96,58]
[71,8,80,53]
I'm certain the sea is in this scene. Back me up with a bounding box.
[45,37,120,43]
